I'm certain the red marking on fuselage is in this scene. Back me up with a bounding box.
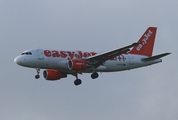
[60,51,67,58]
[90,52,97,56]
[75,51,82,59]
[44,50,51,57]
[84,52,91,58]
[43,50,126,61]
[44,50,97,59]
[118,55,125,61]
[104,56,115,60]
[66,51,75,59]
[52,50,60,57]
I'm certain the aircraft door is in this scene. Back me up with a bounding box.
[37,49,44,60]
[129,55,134,65]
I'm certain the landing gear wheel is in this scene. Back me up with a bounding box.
[35,68,40,79]
[35,75,40,79]
[91,72,99,79]
[74,79,82,86]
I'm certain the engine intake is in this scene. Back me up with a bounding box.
[68,60,87,70]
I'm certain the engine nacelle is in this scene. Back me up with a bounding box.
[68,59,87,70]
[58,59,68,70]
[43,69,67,81]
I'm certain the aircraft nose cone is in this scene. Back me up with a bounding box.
[14,56,22,65]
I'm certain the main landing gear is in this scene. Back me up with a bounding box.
[91,72,99,79]
[74,79,82,86]
[74,73,82,86]
[74,72,99,86]
[35,68,40,79]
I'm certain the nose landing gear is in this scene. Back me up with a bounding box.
[35,68,40,79]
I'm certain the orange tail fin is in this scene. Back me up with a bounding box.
[129,27,157,56]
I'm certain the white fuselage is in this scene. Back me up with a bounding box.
[14,49,162,73]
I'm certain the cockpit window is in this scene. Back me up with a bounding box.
[21,52,32,55]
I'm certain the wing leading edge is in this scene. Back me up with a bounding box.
[86,42,139,66]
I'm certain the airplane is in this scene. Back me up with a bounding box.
[14,27,171,86]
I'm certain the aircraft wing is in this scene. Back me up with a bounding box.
[86,42,139,66]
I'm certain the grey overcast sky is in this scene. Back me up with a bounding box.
[0,0,177,120]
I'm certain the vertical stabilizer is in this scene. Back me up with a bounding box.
[129,27,157,56]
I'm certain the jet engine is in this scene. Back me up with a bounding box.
[68,60,87,70]
[43,69,67,81]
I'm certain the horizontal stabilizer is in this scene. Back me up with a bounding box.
[142,53,171,62]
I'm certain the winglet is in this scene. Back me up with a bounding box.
[129,27,157,56]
